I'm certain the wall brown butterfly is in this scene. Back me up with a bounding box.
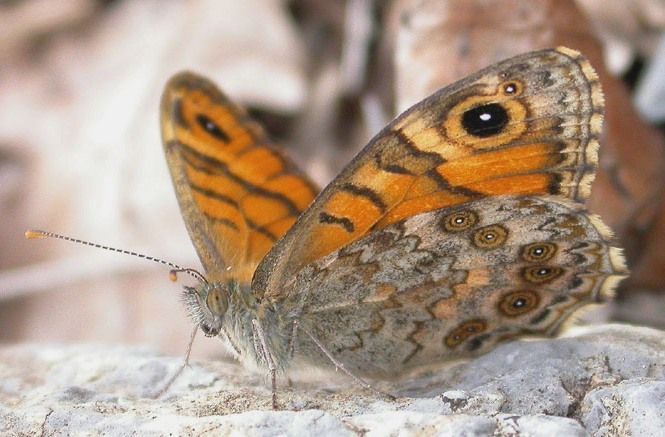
[34,47,629,409]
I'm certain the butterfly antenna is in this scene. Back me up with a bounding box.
[25,229,208,284]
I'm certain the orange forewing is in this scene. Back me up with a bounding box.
[253,47,604,298]
[161,72,318,283]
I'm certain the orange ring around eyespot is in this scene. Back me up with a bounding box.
[521,242,557,263]
[472,224,508,249]
[498,290,540,317]
[444,319,488,348]
[522,266,564,284]
[501,79,524,96]
[441,210,478,232]
[442,95,528,150]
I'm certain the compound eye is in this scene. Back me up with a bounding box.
[206,286,229,316]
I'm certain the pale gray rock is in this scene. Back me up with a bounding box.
[0,324,663,436]
[582,379,665,436]
[347,413,497,436]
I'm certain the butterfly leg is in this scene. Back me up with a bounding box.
[251,319,278,409]
[299,326,396,401]
[152,325,198,398]
[287,319,299,359]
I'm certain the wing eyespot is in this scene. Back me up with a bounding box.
[196,114,230,142]
[472,224,508,249]
[498,290,540,317]
[441,210,478,232]
[461,103,509,137]
[501,80,524,96]
[445,319,488,348]
[522,266,564,284]
[521,242,557,263]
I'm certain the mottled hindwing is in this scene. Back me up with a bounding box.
[160,72,318,283]
[283,196,627,375]
[254,47,605,298]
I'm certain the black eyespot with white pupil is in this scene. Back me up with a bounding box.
[196,114,230,142]
[461,103,509,137]
[504,83,517,94]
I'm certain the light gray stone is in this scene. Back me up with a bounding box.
[1,324,663,436]
[347,413,497,436]
[395,324,665,416]
[495,414,587,436]
[582,379,665,437]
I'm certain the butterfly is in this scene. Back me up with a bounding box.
[159,46,627,407]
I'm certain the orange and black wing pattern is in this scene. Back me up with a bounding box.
[160,72,318,283]
[253,47,604,298]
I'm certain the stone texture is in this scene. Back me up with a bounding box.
[582,379,665,436]
[0,324,663,436]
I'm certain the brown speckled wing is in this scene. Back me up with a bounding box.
[253,47,606,300]
[281,196,626,376]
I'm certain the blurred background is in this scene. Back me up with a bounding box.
[1,0,664,359]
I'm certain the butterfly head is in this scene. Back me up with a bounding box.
[183,281,237,337]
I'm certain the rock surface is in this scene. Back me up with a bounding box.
[1,324,664,436]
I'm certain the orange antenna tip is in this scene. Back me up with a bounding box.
[25,230,47,239]
[168,267,208,285]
